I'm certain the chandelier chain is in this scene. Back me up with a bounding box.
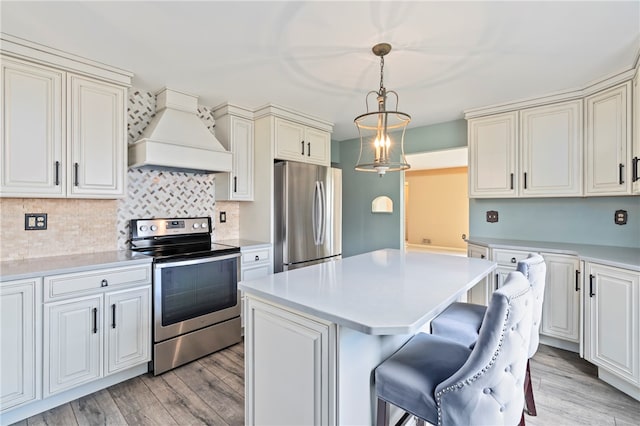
[379,56,385,93]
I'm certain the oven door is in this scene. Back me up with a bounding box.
[153,252,240,343]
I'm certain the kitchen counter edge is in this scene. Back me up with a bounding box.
[0,250,153,282]
[466,237,640,272]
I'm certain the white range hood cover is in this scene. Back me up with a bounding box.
[128,88,232,173]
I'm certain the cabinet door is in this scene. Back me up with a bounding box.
[0,278,40,411]
[1,58,64,197]
[246,298,335,425]
[274,118,306,162]
[520,100,582,196]
[105,287,151,375]
[468,112,518,197]
[67,74,125,198]
[305,127,330,166]
[230,116,254,200]
[540,254,580,343]
[585,82,631,195]
[44,295,102,396]
[585,263,639,385]
[632,70,640,194]
[466,244,490,305]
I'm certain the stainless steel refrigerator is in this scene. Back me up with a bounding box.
[274,161,342,272]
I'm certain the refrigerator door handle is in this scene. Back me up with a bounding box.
[318,181,326,245]
[312,181,321,245]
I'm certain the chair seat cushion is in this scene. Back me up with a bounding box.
[431,302,487,349]
[375,332,472,424]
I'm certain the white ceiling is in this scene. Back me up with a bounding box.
[2,1,639,141]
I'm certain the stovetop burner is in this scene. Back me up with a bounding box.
[129,217,239,261]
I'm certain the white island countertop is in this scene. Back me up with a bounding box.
[239,248,496,335]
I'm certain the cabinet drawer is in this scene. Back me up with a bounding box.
[492,249,531,267]
[44,264,151,301]
[242,249,270,265]
[242,265,271,281]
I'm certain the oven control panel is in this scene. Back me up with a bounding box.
[131,217,211,238]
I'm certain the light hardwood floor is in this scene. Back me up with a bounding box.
[10,343,640,426]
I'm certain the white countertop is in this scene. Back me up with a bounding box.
[0,250,153,282]
[239,249,496,335]
[467,237,640,272]
[216,239,271,250]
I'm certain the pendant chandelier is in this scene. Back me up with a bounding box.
[354,43,411,176]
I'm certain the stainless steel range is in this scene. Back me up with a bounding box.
[129,217,241,375]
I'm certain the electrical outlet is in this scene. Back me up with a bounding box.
[25,213,47,230]
[614,210,627,225]
[219,211,227,223]
[486,210,499,223]
[422,238,431,244]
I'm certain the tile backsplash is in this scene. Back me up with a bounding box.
[1,88,239,262]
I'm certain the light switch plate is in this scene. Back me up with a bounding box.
[219,211,227,223]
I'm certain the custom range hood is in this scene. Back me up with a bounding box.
[128,88,232,173]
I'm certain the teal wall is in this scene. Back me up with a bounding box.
[331,139,340,164]
[338,119,466,257]
[339,117,640,257]
[470,197,640,248]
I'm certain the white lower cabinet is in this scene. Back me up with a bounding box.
[466,244,491,305]
[43,265,151,397]
[540,254,581,344]
[240,245,272,333]
[584,262,639,398]
[0,278,41,412]
[245,297,336,425]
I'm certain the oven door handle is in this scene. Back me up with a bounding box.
[154,252,240,269]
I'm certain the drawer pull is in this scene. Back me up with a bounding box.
[510,257,517,264]
[111,304,116,329]
[255,255,260,261]
[101,279,108,287]
[92,307,98,334]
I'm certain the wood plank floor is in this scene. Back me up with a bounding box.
[11,343,640,425]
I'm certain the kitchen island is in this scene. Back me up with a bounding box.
[239,249,496,425]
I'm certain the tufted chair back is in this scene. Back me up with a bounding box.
[516,253,546,358]
[435,271,533,426]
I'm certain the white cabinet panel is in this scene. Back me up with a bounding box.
[106,287,151,375]
[468,112,517,197]
[541,254,580,343]
[44,295,102,396]
[585,82,632,195]
[246,298,335,425]
[585,263,639,387]
[632,69,640,194]
[0,278,41,412]
[275,118,330,166]
[1,59,64,197]
[520,100,583,196]
[68,75,125,197]
[466,243,491,305]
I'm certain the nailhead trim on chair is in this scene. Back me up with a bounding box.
[434,285,530,426]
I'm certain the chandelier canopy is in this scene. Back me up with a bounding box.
[354,43,411,176]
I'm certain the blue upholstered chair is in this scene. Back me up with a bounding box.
[430,253,546,416]
[375,271,533,426]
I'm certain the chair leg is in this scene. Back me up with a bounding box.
[519,411,526,426]
[524,359,537,416]
[377,398,389,426]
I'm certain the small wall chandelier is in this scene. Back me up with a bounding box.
[354,43,411,176]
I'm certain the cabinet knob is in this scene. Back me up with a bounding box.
[480,254,485,259]
[510,257,516,263]
[255,255,260,261]
[101,279,108,287]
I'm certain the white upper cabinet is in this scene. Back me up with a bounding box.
[585,82,631,195]
[632,68,640,194]
[468,112,517,198]
[213,104,254,201]
[67,75,126,198]
[520,100,583,197]
[275,117,330,166]
[1,58,65,197]
[0,35,131,199]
